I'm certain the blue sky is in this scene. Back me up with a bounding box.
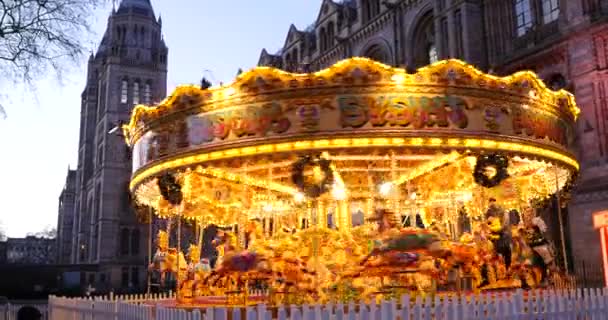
[0,0,320,237]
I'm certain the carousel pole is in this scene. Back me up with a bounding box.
[390,151,399,219]
[176,205,182,300]
[147,206,152,295]
[554,166,569,271]
[197,218,204,258]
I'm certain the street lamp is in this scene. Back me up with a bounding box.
[108,122,124,136]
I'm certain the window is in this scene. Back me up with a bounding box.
[438,0,445,11]
[364,0,381,22]
[515,0,533,37]
[319,27,327,52]
[131,229,140,255]
[326,22,335,49]
[429,45,439,64]
[143,83,151,104]
[454,10,464,58]
[121,267,129,287]
[131,267,139,286]
[97,145,103,167]
[133,82,140,105]
[441,17,448,58]
[542,0,559,24]
[120,80,128,104]
[120,228,129,255]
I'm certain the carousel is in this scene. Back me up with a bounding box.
[123,58,580,306]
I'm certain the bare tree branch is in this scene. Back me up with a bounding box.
[0,0,105,85]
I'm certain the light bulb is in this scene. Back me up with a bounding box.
[379,182,394,196]
[294,192,305,203]
[332,185,347,201]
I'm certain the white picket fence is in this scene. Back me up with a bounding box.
[49,288,608,320]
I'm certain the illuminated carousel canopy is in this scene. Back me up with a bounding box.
[123,58,580,224]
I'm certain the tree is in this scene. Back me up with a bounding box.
[0,0,106,80]
[27,225,57,239]
[0,221,6,241]
[0,0,105,116]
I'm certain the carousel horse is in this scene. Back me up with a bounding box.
[193,258,212,297]
[245,220,265,251]
[213,230,238,267]
[359,228,446,266]
[510,226,542,289]
[178,244,200,304]
[448,233,483,287]
[204,250,273,288]
[149,230,170,288]
[475,225,498,288]
[269,252,320,302]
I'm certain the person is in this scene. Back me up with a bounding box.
[403,211,426,229]
[485,199,512,270]
[525,216,554,284]
[457,206,471,235]
[484,198,500,219]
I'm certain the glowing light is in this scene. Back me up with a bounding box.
[379,182,394,196]
[129,136,579,191]
[294,192,305,203]
[262,203,273,212]
[410,192,417,200]
[391,74,406,84]
[332,185,347,201]
[225,87,236,96]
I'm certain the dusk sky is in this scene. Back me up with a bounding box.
[0,1,320,237]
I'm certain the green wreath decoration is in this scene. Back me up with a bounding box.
[473,154,509,188]
[157,173,183,205]
[291,155,334,199]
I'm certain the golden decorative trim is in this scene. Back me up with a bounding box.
[129,136,578,192]
[123,58,580,146]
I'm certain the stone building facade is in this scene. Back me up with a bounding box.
[58,0,168,291]
[56,168,76,264]
[259,0,608,272]
[3,236,56,265]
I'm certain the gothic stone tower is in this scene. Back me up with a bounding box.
[71,0,167,291]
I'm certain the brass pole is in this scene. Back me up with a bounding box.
[554,166,569,271]
[147,206,152,295]
[198,218,204,259]
[176,205,182,301]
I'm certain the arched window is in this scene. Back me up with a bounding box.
[285,53,292,70]
[143,82,152,104]
[131,229,140,255]
[363,0,381,22]
[133,81,140,105]
[120,228,130,255]
[293,49,299,64]
[326,22,335,49]
[120,79,128,104]
[140,26,145,45]
[362,43,391,64]
[370,0,381,17]
[412,11,436,68]
[319,27,327,52]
